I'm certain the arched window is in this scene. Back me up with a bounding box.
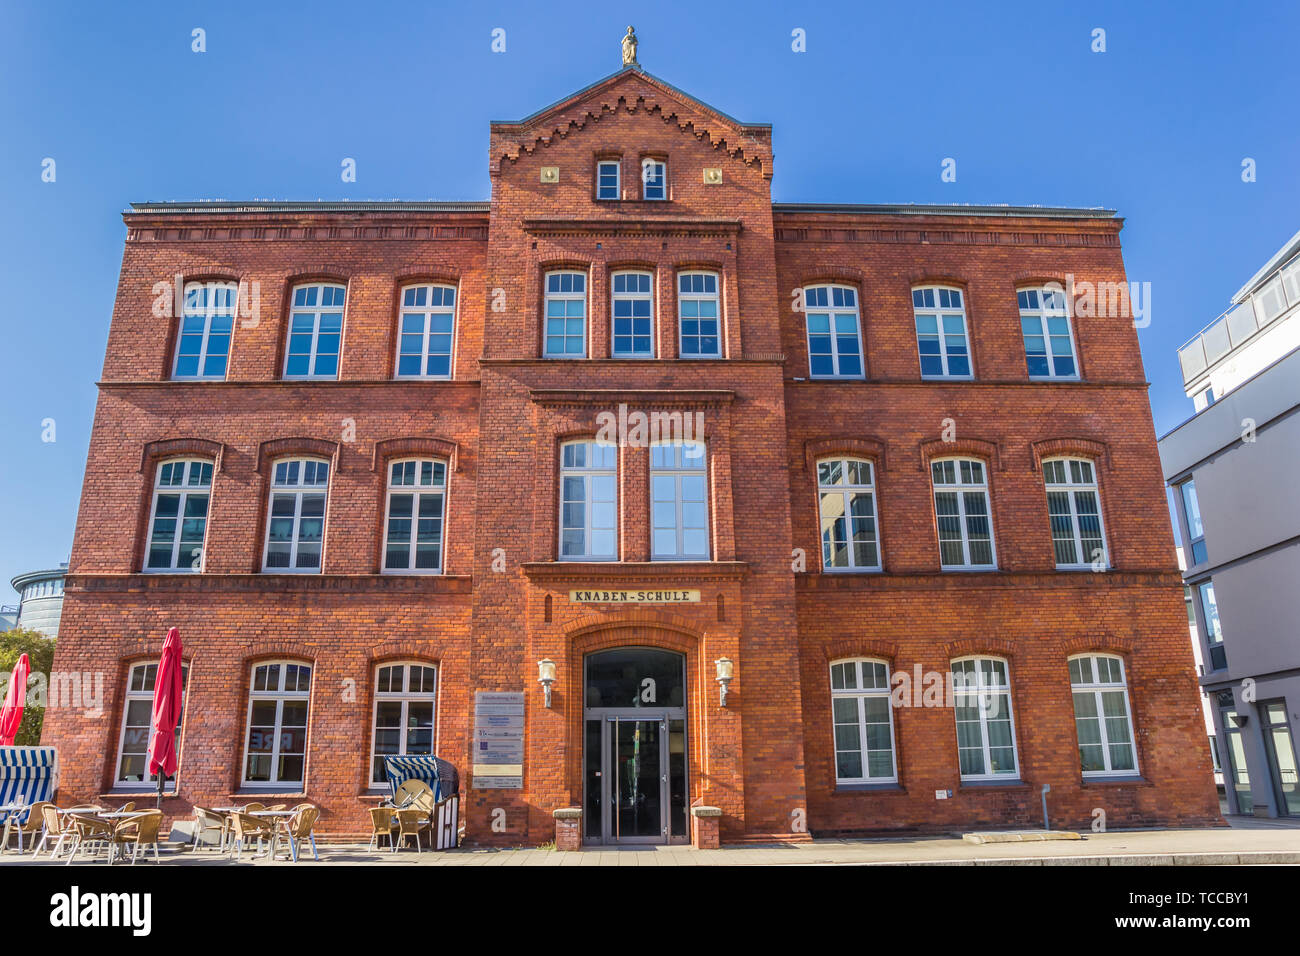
[830,659,897,784]
[931,458,995,569]
[817,457,880,571]
[650,441,709,560]
[242,661,312,788]
[912,286,971,378]
[284,282,345,379]
[803,284,863,379]
[173,280,236,380]
[1018,287,1077,379]
[370,662,437,786]
[951,656,1019,780]
[382,459,447,573]
[1043,457,1107,569]
[677,271,720,357]
[544,271,587,358]
[559,440,617,561]
[144,458,212,572]
[263,458,329,572]
[1068,654,1137,776]
[611,271,654,357]
[115,661,189,787]
[395,283,456,379]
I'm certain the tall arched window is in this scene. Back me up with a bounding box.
[544,271,587,358]
[931,458,995,569]
[370,662,437,785]
[951,656,1019,780]
[803,284,863,379]
[559,440,617,561]
[145,458,212,572]
[817,457,880,571]
[173,280,236,380]
[1043,457,1107,569]
[115,661,189,787]
[611,271,654,357]
[382,459,447,573]
[1069,654,1137,776]
[263,458,329,572]
[1018,287,1077,379]
[395,283,456,379]
[650,441,709,560]
[830,659,897,784]
[912,286,971,378]
[284,282,345,379]
[242,661,312,788]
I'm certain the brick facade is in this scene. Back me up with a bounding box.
[42,66,1221,845]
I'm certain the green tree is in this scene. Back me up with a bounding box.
[0,628,56,746]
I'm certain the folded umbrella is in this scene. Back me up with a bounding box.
[0,654,30,746]
[146,628,184,807]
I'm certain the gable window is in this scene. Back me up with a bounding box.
[817,457,880,571]
[544,271,587,358]
[1018,287,1077,379]
[242,662,312,788]
[931,458,995,569]
[951,657,1019,780]
[596,160,621,200]
[1069,654,1137,776]
[396,283,455,379]
[115,662,189,788]
[1179,479,1207,564]
[174,281,235,380]
[804,285,863,379]
[370,662,437,786]
[383,459,447,573]
[651,441,709,560]
[641,158,666,200]
[263,458,329,572]
[559,441,617,561]
[612,271,654,357]
[1043,458,1107,569]
[912,286,971,378]
[285,283,345,379]
[830,659,897,784]
[678,272,720,357]
[145,459,212,572]
[1199,579,1226,671]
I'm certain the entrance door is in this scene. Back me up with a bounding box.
[1261,700,1300,816]
[608,717,664,842]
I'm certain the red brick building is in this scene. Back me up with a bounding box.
[43,62,1221,845]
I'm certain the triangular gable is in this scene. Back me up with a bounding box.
[489,66,773,179]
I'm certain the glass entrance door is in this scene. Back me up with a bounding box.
[1261,700,1300,816]
[610,718,663,842]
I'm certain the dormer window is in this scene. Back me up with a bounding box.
[642,158,666,200]
[596,160,621,200]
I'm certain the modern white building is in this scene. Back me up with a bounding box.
[9,564,67,638]
[1160,229,1300,818]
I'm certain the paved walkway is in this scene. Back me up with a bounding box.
[8,817,1300,866]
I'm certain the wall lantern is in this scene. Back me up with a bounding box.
[537,658,557,708]
[715,657,734,707]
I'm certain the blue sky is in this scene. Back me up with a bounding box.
[1,0,1296,595]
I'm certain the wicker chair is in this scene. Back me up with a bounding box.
[110,810,163,864]
[2,801,51,854]
[228,811,275,859]
[367,807,395,850]
[34,805,74,858]
[191,806,228,851]
[115,802,136,814]
[279,805,321,862]
[393,808,428,853]
[65,813,115,864]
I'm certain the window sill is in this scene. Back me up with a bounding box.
[232,791,307,799]
[99,790,178,799]
[1080,775,1149,787]
[832,783,906,794]
[958,779,1028,790]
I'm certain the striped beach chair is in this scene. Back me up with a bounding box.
[0,747,59,853]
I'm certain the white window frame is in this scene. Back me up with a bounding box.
[1043,457,1108,570]
[931,457,997,570]
[1018,287,1079,380]
[803,284,865,379]
[951,656,1020,781]
[830,658,898,785]
[382,458,448,574]
[262,458,330,573]
[1180,479,1207,565]
[650,441,710,561]
[369,661,438,787]
[144,458,213,573]
[596,160,621,200]
[817,457,881,572]
[173,280,236,381]
[611,270,655,358]
[1068,654,1139,777]
[241,661,312,789]
[394,283,457,380]
[283,282,346,380]
[558,440,618,562]
[543,271,587,358]
[641,158,667,200]
[912,285,972,379]
[677,271,721,358]
[114,662,189,789]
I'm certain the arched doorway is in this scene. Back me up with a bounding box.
[583,647,689,845]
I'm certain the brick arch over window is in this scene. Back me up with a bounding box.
[822,638,898,663]
[371,437,460,474]
[393,271,460,288]
[1011,272,1069,289]
[908,273,969,291]
[941,637,1016,660]
[803,437,888,474]
[919,437,1001,472]
[255,437,339,475]
[1031,437,1111,474]
[1060,634,1136,657]
[139,438,225,475]
[241,646,319,667]
[365,642,445,666]
[800,267,866,287]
